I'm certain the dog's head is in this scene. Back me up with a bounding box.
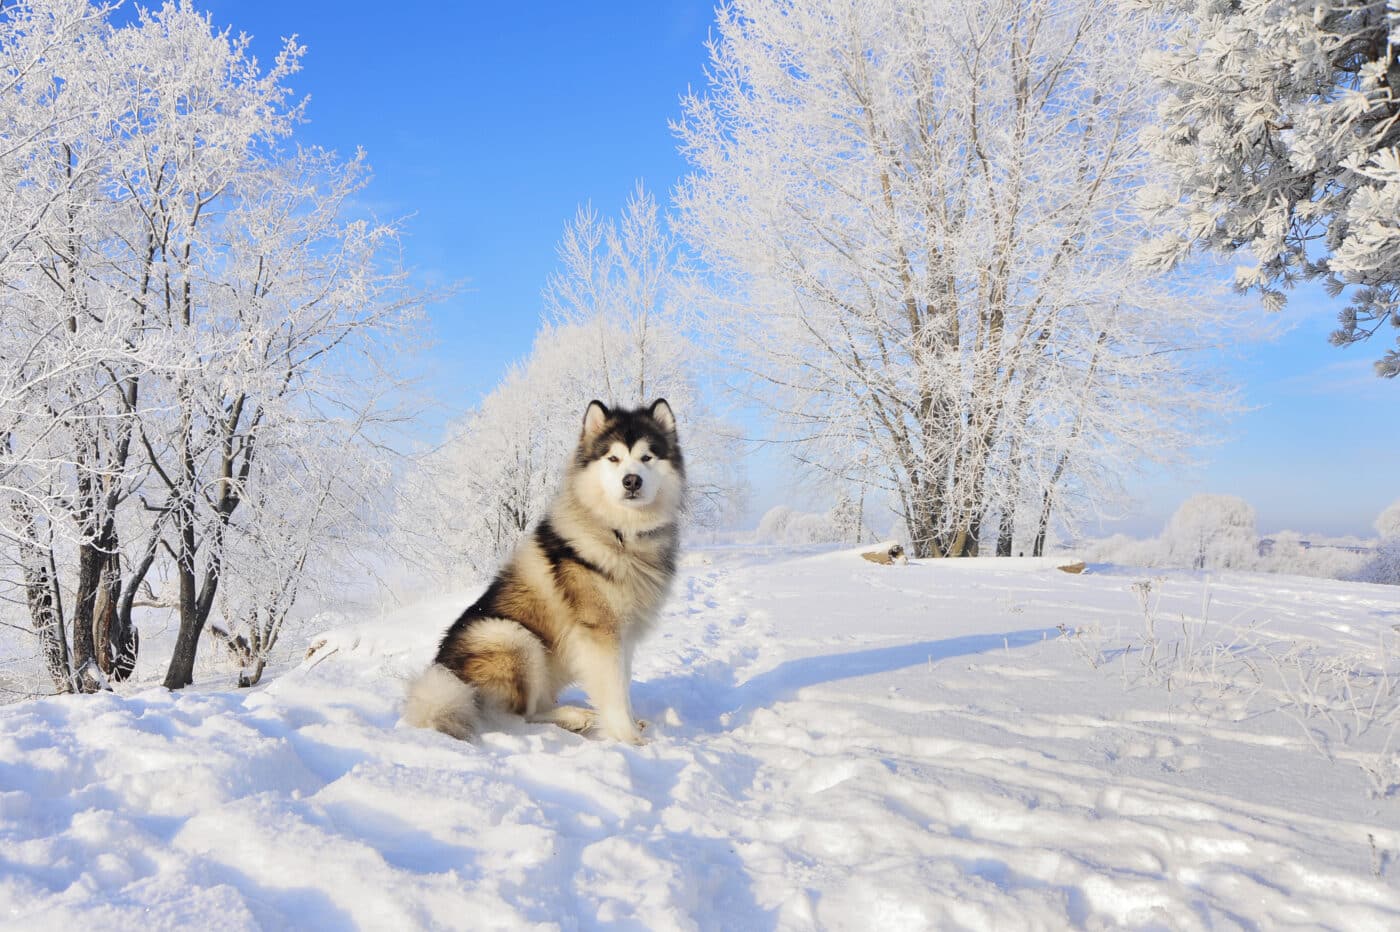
[570,398,685,529]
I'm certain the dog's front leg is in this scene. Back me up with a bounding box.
[576,636,642,744]
[620,636,649,733]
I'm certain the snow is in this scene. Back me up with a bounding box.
[2,545,1399,929]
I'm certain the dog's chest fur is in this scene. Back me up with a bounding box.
[555,519,678,634]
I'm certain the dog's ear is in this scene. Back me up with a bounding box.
[649,398,676,434]
[582,400,610,437]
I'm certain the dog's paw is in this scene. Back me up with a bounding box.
[613,729,648,746]
[599,719,647,745]
[535,705,596,733]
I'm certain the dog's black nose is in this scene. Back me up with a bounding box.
[622,473,642,493]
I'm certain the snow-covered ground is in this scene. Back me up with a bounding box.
[2,545,1399,929]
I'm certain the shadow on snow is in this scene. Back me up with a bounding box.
[641,627,1058,733]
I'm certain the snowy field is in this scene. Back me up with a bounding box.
[2,545,1399,930]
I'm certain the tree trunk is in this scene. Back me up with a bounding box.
[163,514,203,689]
[164,615,202,689]
[164,597,203,688]
[942,524,978,558]
[114,527,162,683]
[70,540,106,692]
[964,517,983,557]
[997,507,1015,557]
[164,503,232,689]
[238,656,267,688]
[906,487,942,558]
[1032,329,1106,560]
[94,546,138,681]
[999,407,1034,558]
[16,522,72,694]
[1033,488,1052,557]
[93,548,116,672]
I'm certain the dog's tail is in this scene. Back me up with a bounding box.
[403,663,478,739]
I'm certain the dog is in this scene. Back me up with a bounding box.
[404,398,684,744]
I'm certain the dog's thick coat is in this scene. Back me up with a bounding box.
[404,399,684,743]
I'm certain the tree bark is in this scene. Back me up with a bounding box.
[16,519,72,693]
[163,509,202,689]
[94,544,137,680]
[113,525,161,682]
[906,480,943,558]
[70,539,105,692]
[93,549,117,674]
[997,506,1015,557]
[1033,488,1052,557]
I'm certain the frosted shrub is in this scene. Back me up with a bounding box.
[1375,501,1400,544]
[1356,500,1400,586]
[1160,495,1258,571]
[1355,542,1400,587]
[1256,532,1369,580]
[754,506,796,543]
[1079,533,1169,568]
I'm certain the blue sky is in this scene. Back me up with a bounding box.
[201,1,1397,538]
[201,0,713,401]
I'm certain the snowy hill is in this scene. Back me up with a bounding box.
[2,546,1398,929]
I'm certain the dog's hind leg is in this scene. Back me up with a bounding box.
[403,663,478,738]
[458,619,550,717]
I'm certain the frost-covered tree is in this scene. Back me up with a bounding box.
[1356,541,1400,585]
[544,187,747,527]
[545,185,672,402]
[399,336,580,578]
[1,1,425,694]
[1254,530,1369,579]
[1160,494,1259,571]
[134,144,420,690]
[829,491,864,545]
[403,193,746,580]
[211,396,401,687]
[1141,0,1400,376]
[0,0,150,692]
[675,0,1224,558]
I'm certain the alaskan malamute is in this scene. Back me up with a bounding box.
[404,399,684,743]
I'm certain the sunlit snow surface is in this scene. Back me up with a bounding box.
[2,546,1399,929]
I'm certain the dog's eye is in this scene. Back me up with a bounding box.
[607,455,620,464]
[640,455,653,463]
